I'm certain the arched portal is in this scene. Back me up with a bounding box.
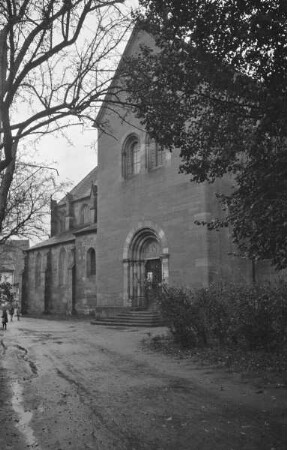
[123,223,169,309]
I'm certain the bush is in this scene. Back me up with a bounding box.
[157,281,287,351]
[157,286,198,347]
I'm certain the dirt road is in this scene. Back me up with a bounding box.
[0,317,286,450]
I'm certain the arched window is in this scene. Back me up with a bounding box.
[58,248,67,286]
[58,214,65,233]
[87,248,96,277]
[35,253,41,287]
[80,204,90,225]
[146,135,163,170]
[122,135,140,179]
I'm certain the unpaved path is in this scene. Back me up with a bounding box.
[0,317,286,450]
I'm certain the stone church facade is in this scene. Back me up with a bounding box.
[23,29,275,317]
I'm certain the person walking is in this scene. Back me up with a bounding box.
[2,309,8,330]
[15,304,20,321]
[9,305,14,322]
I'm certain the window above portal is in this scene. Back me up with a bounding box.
[146,135,163,171]
[122,134,141,179]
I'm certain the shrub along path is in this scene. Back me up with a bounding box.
[142,332,287,388]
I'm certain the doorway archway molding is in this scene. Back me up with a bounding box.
[122,221,169,307]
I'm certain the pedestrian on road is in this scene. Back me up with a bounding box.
[15,304,20,321]
[2,309,8,330]
[9,305,14,322]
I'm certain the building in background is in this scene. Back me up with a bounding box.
[0,240,29,304]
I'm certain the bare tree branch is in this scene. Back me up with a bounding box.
[0,0,132,234]
[0,155,70,243]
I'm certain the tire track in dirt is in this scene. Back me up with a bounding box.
[53,340,286,450]
[3,319,286,450]
[54,366,153,450]
[1,338,7,355]
[15,344,38,376]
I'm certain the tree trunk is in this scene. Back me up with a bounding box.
[0,142,17,234]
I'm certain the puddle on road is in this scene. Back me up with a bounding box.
[11,380,40,449]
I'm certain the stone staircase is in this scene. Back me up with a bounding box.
[91,309,165,328]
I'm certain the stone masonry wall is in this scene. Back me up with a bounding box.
[74,232,97,314]
[96,106,212,308]
[26,243,75,315]
[95,28,280,309]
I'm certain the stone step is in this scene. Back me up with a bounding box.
[91,310,165,327]
[104,318,161,323]
[91,319,164,327]
[115,313,161,319]
[122,310,160,314]
[93,317,161,323]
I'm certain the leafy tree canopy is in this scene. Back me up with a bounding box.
[125,0,287,269]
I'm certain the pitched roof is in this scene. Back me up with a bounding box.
[73,224,97,235]
[58,167,97,205]
[27,223,97,252]
[27,230,75,251]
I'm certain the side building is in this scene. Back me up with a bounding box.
[23,168,97,315]
[0,239,29,305]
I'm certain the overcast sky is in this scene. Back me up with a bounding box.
[34,0,138,193]
[36,124,98,192]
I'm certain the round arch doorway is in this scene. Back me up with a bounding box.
[123,225,169,309]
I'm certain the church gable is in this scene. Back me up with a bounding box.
[52,168,98,235]
[94,27,156,130]
[94,28,171,194]
[61,167,97,204]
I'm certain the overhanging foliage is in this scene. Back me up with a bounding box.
[125,0,287,269]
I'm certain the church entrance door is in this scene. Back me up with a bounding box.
[145,258,162,309]
[128,232,162,309]
[124,225,169,310]
[145,258,162,284]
